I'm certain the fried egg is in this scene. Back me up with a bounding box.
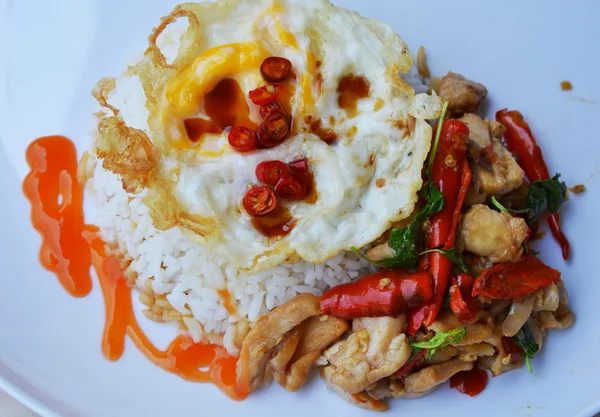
[97,0,442,273]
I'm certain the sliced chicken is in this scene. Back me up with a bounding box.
[236,293,320,393]
[424,345,458,365]
[403,359,474,393]
[429,309,495,346]
[367,379,434,400]
[366,241,395,261]
[268,327,302,378]
[323,315,412,394]
[273,315,349,392]
[536,307,576,330]
[461,113,525,197]
[456,342,496,362]
[532,283,560,312]
[321,367,388,411]
[481,321,524,376]
[437,72,488,116]
[459,204,528,263]
[502,296,535,337]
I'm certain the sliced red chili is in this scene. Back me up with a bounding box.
[260,57,292,83]
[260,101,283,119]
[255,160,289,186]
[249,84,283,105]
[288,157,309,173]
[275,174,307,200]
[472,255,561,300]
[228,126,258,153]
[243,186,277,217]
[258,110,289,147]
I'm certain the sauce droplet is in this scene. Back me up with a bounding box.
[184,78,258,142]
[251,205,297,237]
[23,136,247,400]
[205,78,256,130]
[23,136,93,297]
[450,368,488,397]
[337,74,371,118]
[560,80,573,91]
[309,119,337,144]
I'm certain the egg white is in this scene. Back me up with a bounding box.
[102,0,442,273]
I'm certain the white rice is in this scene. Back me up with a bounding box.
[86,158,375,354]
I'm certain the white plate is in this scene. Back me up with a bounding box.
[1,1,599,416]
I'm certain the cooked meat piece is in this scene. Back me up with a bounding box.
[367,379,434,400]
[475,142,525,196]
[536,307,576,330]
[482,321,524,376]
[367,241,395,261]
[429,309,495,346]
[425,345,458,365]
[502,296,535,337]
[438,72,488,116]
[269,327,302,377]
[526,318,545,346]
[456,343,496,362]
[404,359,474,393]
[237,293,320,392]
[273,315,349,392]
[462,113,492,147]
[321,367,388,412]
[323,315,412,394]
[461,113,525,196]
[532,283,560,312]
[489,120,506,140]
[464,183,487,207]
[459,204,528,263]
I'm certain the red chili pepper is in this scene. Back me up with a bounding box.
[449,273,477,324]
[255,160,289,186]
[259,101,283,119]
[260,57,292,83]
[393,348,427,378]
[320,271,433,320]
[496,109,570,260]
[288,157,309,173]
[472,255,561,299]
[274,174,307,200]
[228,126,259,153]
[243,186,277,217]
[249,84,284,105]
[408,120,471,334]
[257,110,290,147]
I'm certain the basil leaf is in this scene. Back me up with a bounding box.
[511,322,540,373]
[355,182,444,269]
[411,327,467,359]
[524,174,567,226]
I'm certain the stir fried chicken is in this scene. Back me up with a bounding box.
[437,72,488,116]
[459,204,528,263]
[461,113,525,197]
[272,315,349,391]
[237,293,349,394]
[321,367,389,411]
[237,294,321,392]
[403,359,474,394]
[430,310,495,346]
[322,315,412,394]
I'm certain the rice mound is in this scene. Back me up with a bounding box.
[85,156,374,354]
